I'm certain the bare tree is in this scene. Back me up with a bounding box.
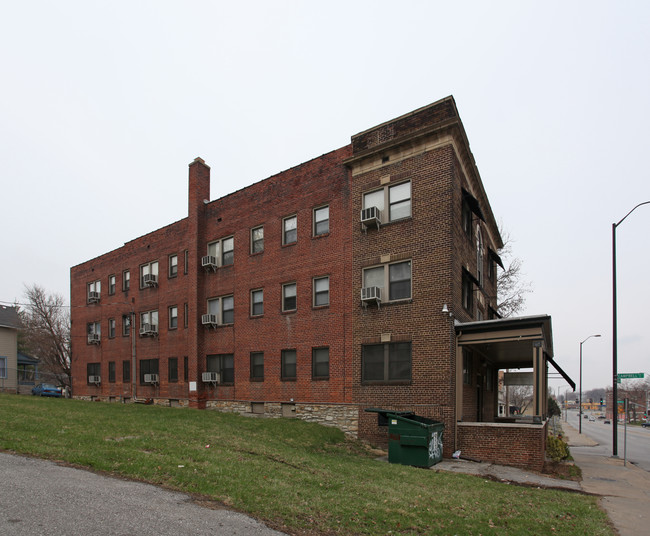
[20,284,71,389]
[508,385,533,414]
[497,224,532,318]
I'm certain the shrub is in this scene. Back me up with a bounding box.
[547,434,570,462]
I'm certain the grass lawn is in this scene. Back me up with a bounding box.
[0,394,614,535]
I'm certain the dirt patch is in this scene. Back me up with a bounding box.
[542,460,582,481]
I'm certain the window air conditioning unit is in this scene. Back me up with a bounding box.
[202,372,220,383]
[144,373,159,384]
[143,273,158,287]
[361,286,382,305]
[139,323,158,336]
[201,313,218,327]
[202,255,218,271]
[87,333,101,344]
[88,375,101,384]
[88,291,100,303]
[360,206,381,229]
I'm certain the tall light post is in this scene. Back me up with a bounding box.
[579,334,601,434]
[613,201,650,455]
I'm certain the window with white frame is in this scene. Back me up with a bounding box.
[140,261,159,288]
[169,305,178,329]
[313,276,329,307]
[108,318,116,338]
[140,310,158,331]
[282,282,296,311]
[251,226,264,254]
[123,270,130,291]
[207,236,234,267]
[122,314,131,336]
[362,342,411,383]
[251,289,264,316]
[312,347,329,379]
[87,321,101,343]
[313,205,329,236]
[169,254,178,278]
[362,181,411,223]
[87,280,101,302]
[281,349,297,380]
[283,215,297,245]
[207,295,234,325]
[0,357,7,379]
[363,260,411,302]
[108,275,116,295]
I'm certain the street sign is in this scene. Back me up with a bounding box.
[617,373,644,383]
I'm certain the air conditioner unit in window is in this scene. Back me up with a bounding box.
[143,273,158,287]
[202,372,220,383]
[88,375,101,384]
[144,373,159,384]
[361,286,382,307]
[360,206,382,230]
[202,255,218,272]
[88,291,100,303]
[139,323,158,336]
[201,314,218,327]
[87,333,101,344]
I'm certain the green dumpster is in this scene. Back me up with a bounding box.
[366,409,444,467]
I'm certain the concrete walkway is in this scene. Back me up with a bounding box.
[434,422,650,536]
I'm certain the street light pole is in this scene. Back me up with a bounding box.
[579,334,601,434]
[612,201,650,456]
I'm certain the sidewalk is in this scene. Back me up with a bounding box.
[562,421,650,536]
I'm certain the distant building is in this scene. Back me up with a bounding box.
[70,97,571,470]
[0,305,21,393]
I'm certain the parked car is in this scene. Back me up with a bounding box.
[642,422,650,429]
[604,419,611,424]
[31,383,62,397]
[589,416,595,422]
[597,415,605,420]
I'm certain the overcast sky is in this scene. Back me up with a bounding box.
[1,1,648,393]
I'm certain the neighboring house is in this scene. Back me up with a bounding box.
[0,305,21,394]
[70,96,573,471]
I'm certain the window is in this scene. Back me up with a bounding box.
[312,347,329,379]
[123,360,130,383]
[251,226,264,254]
[140,310,158,331]
[206,354,234,384]
[108,318,116,339]
[122,314,131,336]
[108,361,116,383]
[282,283,296,312]
[140,261,159,288]
[139,358,159,384]
[463,348,473,385]
[207,295,234,325]
[313,205,329,236]
[207,236,234,267]
[87,280,101,302]
[87,321,101,343]
[169,254,178,278]
[476,227,484,287]
[462,271,474,313]
[363,260,411,302]
[0,357,6,379]
[313,276,329,307]
[169,306,178,329]
[362,181,411,223]
[87,362,100,382]
[123,270,130,291]
[462,198,472,238]
[108,275,116,295]
[168,357,178,382]
[283,215,297,245]
[281,349,297,380]
[184,250,189,275]
[250,352,264,380]
[184,356,188,381]
[251,289,264,316]
[362,342,411,383]
[184,303,188,328]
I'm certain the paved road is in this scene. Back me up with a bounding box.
[566,410,650,471]
[0,452,286,536]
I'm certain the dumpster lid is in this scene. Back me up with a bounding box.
[365,408,416,418]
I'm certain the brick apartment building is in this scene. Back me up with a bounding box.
[71,96,569,470]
